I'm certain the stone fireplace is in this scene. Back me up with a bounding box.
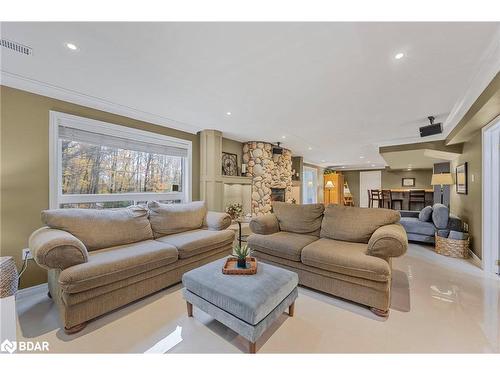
[271,188,286,202]
[242,142,292,216]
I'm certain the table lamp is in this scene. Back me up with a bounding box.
[431,173,454,204]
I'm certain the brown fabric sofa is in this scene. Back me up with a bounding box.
[248,202,407,316]
[29,201,234,333]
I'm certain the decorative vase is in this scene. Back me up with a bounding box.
[237,257,247,268]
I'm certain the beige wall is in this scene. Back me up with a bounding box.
[381,169,433,189]
[222,137,243,173]
[342,171,360,206]
[0,86,200,288]
[450,131,482,258]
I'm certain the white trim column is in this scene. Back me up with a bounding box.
[199,130,224,212]
[482,115,500,276]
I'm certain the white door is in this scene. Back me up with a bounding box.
[359,171,381,208]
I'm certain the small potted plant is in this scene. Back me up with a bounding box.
[233,243,250,268]
[226,203,243,220]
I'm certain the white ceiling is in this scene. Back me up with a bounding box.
[1,22,499,167]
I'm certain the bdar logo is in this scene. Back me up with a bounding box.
[1,339,17,354]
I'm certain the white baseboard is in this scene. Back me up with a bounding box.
[468,248,482,269]
[16,282,48,301]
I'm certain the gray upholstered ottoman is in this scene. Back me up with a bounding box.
[182,257,298,353]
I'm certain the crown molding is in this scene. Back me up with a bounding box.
[442,26,500,138]
[0,70,202,135]
[375,26,500,149]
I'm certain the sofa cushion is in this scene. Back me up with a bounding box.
[248,232,319,261]
[432,203,449,229]
[272,202,324,235]
[301,238,391,282]
[148,201,207,237]
[156,229,234,259]
[418,206,433,222]
[400,217,436,236]
[320,205,400,244]
[42,206,153,251]
[58,240,178,293]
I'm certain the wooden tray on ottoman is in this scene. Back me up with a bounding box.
[222,257,258,275]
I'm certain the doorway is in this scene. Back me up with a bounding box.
[359,171,381,207]
[482,115,500,276]
[303,166,318,204]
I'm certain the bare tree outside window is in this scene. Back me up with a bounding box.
[61,140,183,196]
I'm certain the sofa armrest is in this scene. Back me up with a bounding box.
[249,214,279,235]
[204,211,232,231]
[29,227,89,270]
[399,210,420,218]
[367,224,408,259]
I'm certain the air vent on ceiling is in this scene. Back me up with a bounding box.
[1,39,33,56]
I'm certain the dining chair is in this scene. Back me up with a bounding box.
[370,189,383,208]
[389,190,403,210]
[409,189,426,211]
[381,190,392,209]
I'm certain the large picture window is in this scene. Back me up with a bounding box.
[50,111,192,208]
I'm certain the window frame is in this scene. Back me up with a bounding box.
[49,111,192,209]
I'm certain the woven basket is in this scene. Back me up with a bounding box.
[435,234,470,259]
[0,256,18,298]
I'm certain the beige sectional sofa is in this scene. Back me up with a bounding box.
[248,202,408,316]
[29,201,234,333]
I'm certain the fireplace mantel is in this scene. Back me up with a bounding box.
[222,176,252,185]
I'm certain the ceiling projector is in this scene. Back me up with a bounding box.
[419,116,442,137]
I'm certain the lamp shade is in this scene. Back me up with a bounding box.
[431,173,454,186]
[325,181,335,189]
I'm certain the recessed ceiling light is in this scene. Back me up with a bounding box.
[308,147,312,150]
[66,42,78,51]
[321,160,326,163]
[371,164,376,167]
[367,160,371,163]
[226,112,231,116]
[395,52,404,60]
[359,156,365,159]
[281,135,286,139]
[341,166,345,169]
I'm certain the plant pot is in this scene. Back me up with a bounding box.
[237,258,247,268]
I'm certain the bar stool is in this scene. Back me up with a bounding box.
[381,190,392,209]
[367,189,372,207]
[409,190,426,211]
[390,191,403,210]
[370,189,383,208]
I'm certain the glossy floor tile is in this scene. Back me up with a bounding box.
[14,243,500,353]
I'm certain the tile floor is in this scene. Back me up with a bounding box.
[13,243,500,353]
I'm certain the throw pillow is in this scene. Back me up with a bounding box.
[418,206,433,222]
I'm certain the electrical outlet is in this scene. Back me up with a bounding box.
[22,248,33,260]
